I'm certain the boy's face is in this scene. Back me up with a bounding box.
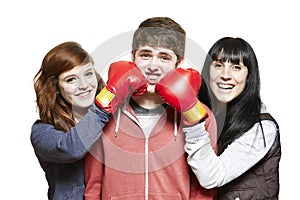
[133,45,180,93]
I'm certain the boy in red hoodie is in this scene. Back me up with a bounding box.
[84,17,217,200]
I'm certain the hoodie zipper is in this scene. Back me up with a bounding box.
[122,108,150,200]
[121,106,177,200]
[145,136,149,200]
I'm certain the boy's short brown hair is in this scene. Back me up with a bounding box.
[132,17,186,63]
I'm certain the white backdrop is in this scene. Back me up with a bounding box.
[1,0,298,199]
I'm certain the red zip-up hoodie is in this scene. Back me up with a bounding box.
[85,105,217,200]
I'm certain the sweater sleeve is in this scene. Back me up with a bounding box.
[84,139,103,200]
[30,104,110,163]
[184,119,277,189]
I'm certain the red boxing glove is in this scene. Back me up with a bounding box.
[155,68,207,125]
[95,61,147,113]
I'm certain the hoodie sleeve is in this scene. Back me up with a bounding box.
[30,104,110,163]
[84,139,103,200]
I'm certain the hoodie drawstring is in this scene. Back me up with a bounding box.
[114,107,121,137]
[174,109,177,141]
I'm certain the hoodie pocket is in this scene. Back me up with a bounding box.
[111,192,181,200]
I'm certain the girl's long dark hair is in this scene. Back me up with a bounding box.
[199,37,262,154]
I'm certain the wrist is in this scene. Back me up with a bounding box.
[95,87,114,107]
[183,122,208,143]
[95,87,115,113]
[183,101,207,125]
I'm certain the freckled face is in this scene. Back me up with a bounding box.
[210,61,248,103]
[58,62,97,109]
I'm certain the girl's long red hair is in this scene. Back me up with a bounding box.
[34,41,105,132]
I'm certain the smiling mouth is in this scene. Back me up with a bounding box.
[217,83,234,90]
[146,73,161,83]
[76,90,91,97]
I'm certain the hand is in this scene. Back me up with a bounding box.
[155,68,207,125]
[95,61,147,113]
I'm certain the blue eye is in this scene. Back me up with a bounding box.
[86,71,94,76]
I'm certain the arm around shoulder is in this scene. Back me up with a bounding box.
[30,104,110,163]
[184,119,278,189]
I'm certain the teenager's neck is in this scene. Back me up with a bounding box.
[73,107,89,123]
[216,101,227,115]
[132,92,164,109]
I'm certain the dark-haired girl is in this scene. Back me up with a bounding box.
[185,37,281,199]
